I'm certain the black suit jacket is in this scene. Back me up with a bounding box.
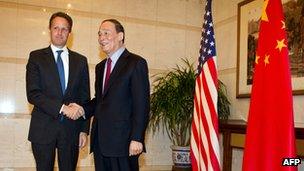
[84,49,150,157]
[26,46,90,144]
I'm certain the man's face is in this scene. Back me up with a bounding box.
[50,17,70,48]
[98,21,123,55]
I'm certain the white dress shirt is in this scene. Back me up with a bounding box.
[50,44,69,89]
[51,44,70,114]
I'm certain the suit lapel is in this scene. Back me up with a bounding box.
[44,47,63,96]
[103,49,129,95]
[65,49,77,95]
[98,60,106,99]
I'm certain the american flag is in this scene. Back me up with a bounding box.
[190,0,220,170]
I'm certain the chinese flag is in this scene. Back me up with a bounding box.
[242,0,297,171]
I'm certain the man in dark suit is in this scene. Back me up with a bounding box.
[26,12,90,171]
[67,19,150,171]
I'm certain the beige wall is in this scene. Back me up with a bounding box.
[0,0,205,113]
[0,0,204,169]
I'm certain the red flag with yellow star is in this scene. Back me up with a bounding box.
[242,0,297,171]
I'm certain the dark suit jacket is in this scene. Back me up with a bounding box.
[26,46,90,144]
[84,49,150,157]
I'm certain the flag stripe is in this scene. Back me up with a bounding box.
[190,0,220,170]
[204,59,220,169]
[199,61,219,170]
[194,78,209,170]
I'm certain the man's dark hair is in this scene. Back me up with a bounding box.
[102,19,125,43]
[49,12,73,32]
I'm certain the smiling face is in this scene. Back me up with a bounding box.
[98,21,124,56]
[50,16,70,48]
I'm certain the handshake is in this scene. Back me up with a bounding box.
[61,103,85,120]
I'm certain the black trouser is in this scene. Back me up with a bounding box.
[93,138,139,171]
[32,135,79,171]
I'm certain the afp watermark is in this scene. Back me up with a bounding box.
[282,158,302,166]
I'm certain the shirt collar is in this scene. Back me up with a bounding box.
[108,46,125,64]
[50,44,69,55]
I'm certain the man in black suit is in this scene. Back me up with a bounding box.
[26,12,90,171]
[68,19,150,171]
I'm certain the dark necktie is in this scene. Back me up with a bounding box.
[56,50,65,122]
[56,50,65,95]
[103,58,112,92]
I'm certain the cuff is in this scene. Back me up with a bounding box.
[59,104,65,114]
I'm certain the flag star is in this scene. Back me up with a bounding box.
[209,22,213,27]
[207,30,211,35]
[204,20,208,24]
[203,48,207,52]
[261,0,269,22]
[281,20,285,29]
[264,54,270,66]
[276,39,287,52]
[255,55,260,64]
[205,39,208,43]
[208,49,212,54]
[207,11,210,16]
[210,41,214,46]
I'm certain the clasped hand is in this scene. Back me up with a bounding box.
[62,103,84,120]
